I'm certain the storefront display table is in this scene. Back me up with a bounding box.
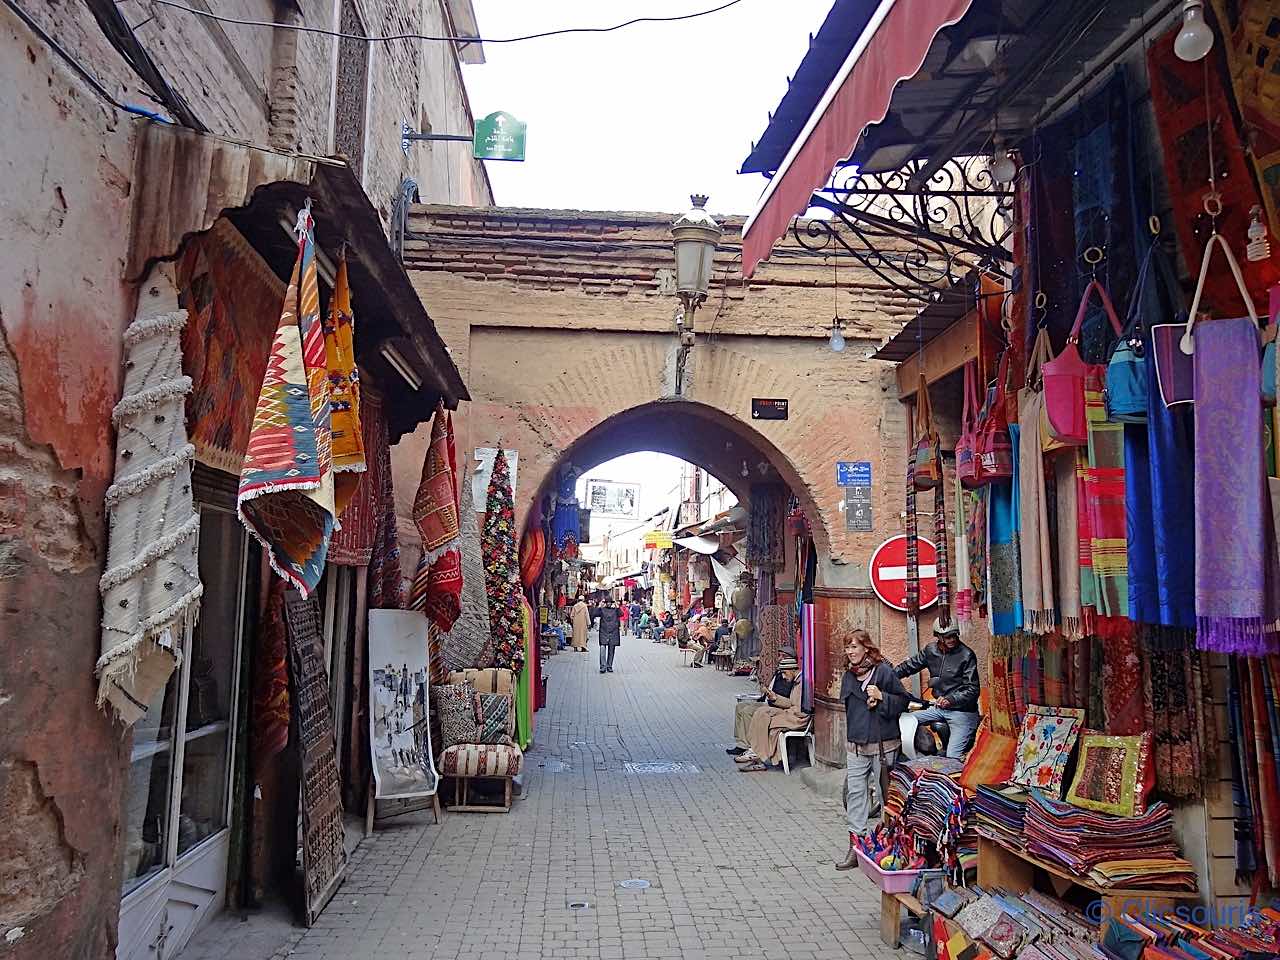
[976,836,1197,932]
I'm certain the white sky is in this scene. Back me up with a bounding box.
[462,0,831,216]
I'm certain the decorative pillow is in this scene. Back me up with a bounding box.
[432,682,478,749]
[1065,731,1154,818]
[959,725,1018,792]
[473,692,513,745]
[1010,705,1085,796]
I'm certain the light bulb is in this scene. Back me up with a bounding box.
[1174,0,1214,61]
[830,323,846,353]
[741,460,749,478]
[990,151,1017,184]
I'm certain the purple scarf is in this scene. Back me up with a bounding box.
[1194,317,1279,654]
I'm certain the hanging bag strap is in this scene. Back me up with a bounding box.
[1181,232,1260,354]
[1122,240,1161,340]
[916,374,936,439]
[1068,279,1125,345]
[1027,327,1054,389]
[962,362,978,431]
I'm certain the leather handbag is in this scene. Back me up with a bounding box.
[955,361,981,488]
[911,374,943,490]
[974,350,1014,483]
[1105,244,1158,423]
[1043,280,1123,445]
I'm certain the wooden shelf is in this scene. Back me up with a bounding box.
[977,836,1199,901]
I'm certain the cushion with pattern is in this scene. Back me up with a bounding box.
[432,682,478,749]
[473,692,513,745]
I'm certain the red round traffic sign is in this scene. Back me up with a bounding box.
[868,536,938,612]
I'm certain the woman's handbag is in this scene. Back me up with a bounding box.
[912,374,943,490]
[974,350,1014,483]
[955,361,981,488]
[1043,279,1124,444]
[1105,244,1159,423]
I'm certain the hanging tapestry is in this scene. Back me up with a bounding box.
[1140,628,1204,801]
[366,397,403,609]
[748,485,786,572]
[329,388,385,565]
[1149,30,1280,316]
[905,445,922,613]
[966,487,987,614]
[1101,625,1143,736]
[1039,633,1065,709]
[237,210,335,598]
[177,218,283,473]
[987,636,1017,736]
[1194,317,1278,653]
[411,406,462,632]
[252,576,290,770]
[439,478,492,671]
[551,464,581,550]
[482,449,525,674]
[323,253,364,516]
[96,306,202,724]
[1083,369,1128,635]
[756,604,785,688]
[987,472,1023,636]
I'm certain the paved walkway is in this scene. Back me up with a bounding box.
[182,636,885,960]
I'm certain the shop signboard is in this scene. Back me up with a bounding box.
[836,460,871,486]
[473,111,527,161]
[751,397,789,420]
[586,479,639,518]
[868,535,938,611]
[644,531,674,549]
[844,486,872,532]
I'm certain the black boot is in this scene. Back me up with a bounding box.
[835,837,859,871]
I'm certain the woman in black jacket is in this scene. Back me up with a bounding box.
[835,628,924,870]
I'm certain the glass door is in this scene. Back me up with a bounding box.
[117,505,249,960]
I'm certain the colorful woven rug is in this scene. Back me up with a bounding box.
[410,406,461,631]
[178,219,282,473]
[328,387,385,566]
[439,476,492,670]
[482,449,525,673]
[324,253,364,516]
[365,392,403,610]
[237,209,335,598]
[252,576,290,771]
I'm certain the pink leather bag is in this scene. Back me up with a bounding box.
[1042,280,1123,445]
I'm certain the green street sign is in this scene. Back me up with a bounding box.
[473,111,527,162]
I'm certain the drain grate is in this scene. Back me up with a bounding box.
[538,758,572,773]
[567,900,591,910]
[623,761,699,775]
[617,878,651,890]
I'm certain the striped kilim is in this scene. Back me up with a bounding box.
[324,252,365,516]
[237,209,335,597]
[1083,369,1128,631]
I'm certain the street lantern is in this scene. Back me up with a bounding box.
[670,194,723,306]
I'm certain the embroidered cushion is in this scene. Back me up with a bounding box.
[449,668,516,737]
[439,743,523,778]
[432,682,478,749]
[1065,731,1155,818]
[959,725,1018,792]
[474,692,513,745]
[1010,705,1085,796]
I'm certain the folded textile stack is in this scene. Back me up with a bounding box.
[934,886,1098,960]
[886,757,976,882]
[1104,906,1280,959]
[1024,790,1197,891]
[973,782,1029,849]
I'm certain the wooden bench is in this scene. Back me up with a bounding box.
[879,890,926,948]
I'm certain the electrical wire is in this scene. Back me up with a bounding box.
[144,0,747,46]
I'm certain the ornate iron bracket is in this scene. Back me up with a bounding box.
[792,155,1015,304]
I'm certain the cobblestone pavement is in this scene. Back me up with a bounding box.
[182,636,886,960]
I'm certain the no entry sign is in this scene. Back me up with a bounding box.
[868,536,938,612]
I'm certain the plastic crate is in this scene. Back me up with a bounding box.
[855,847,925,894]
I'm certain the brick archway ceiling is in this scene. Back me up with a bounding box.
[538,401,816,540]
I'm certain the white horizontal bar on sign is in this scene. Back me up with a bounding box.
[878,565,936,581]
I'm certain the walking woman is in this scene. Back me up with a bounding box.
[835,628,923,870]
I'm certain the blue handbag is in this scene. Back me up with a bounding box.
[1105,243,1157,423]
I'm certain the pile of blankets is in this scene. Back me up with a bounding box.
[973,782,1029,850]
[886,757,977,882]
[1023,789,1197,891]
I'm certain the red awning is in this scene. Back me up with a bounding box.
[741,0,974,278]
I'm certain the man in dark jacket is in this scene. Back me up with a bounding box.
[593,598,622,674]
[894,618,981,758]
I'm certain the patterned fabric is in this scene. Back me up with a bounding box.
[933,477,950,620]
[1018,350,1055,633]
[411,407,462,632]
[1083,370,1128,632]
[748,485,786,572]
[237,212,334,597]
[519,529,545,588]
[988,637,1017,736]
[905,448,921,612]
[366,393,403,609]
[1141,630,1204,801]
[432,682,478,749]
[482,450,525,673]
[954,471,972,620]
[1053,451,1082,638]
[440,480,492,670]
[987,475,1022,636]
[965,486,987,613]
[1011,705,1085,796]
[448,668,516,739]
[474,693,513,745]
[177,218,283,473]
[756,605,785,689]
[1065,732,1154,818]
[323,253,364,516]
[439,743,523,778]
[1102,626,1143,735]
[251,577,290,770]
[329,389,385,565]
[515,597,534,750]
[959,725,1018,792]
[1195,317,1278,654]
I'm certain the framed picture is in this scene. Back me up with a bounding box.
[367,611,439,800]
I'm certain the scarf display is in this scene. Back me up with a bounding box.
[987,432,1023,637]
[364,392,403,610]
[1100,625,1143,735]
[987,636,1017,736]
[328,388,387,565]
[1052,452,1081,638]
[1017,344,1055,633]
[748,484,786,572]
[237,210,335,598]
[1249,657,1280,888]
[1140,628,1204,802]
[411,406,462,632]
[1228,656,1262,884]
[1039,633,1065,708]
[1194,317,1277,653]
[933,480,951,621]
[953,471,972,621]
[96,308,202,724]
[965,486,987,614]
[482,449,525,674]
[1083,369,1128,633]
[439,478,492,671]
[251,576,290,769]
[323,253,365,515]
[177,219,282,474]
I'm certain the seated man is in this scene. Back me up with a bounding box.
[894,618,981,759]
[687,616,714,667]
[734,658,808,771]
[727,656,799,757]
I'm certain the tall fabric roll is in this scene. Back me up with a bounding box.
[987,427,1023,637]
[1194,317,1278,654]
[514,597,534,750]
[800,602,815,714]
[482,450,526,674]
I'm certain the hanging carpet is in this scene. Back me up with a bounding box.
[364,392,404,610]
[410,405,462,632]
[439,477,492,671]
[323,253,365,516]
[482,449,525,674]
[251,575,291,769]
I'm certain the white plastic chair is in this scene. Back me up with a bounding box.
[779,718,815,775]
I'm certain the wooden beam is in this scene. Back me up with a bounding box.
[895,311,979,400]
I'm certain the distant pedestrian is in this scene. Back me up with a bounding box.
[593,597,622,674]
[570,596,590,652]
